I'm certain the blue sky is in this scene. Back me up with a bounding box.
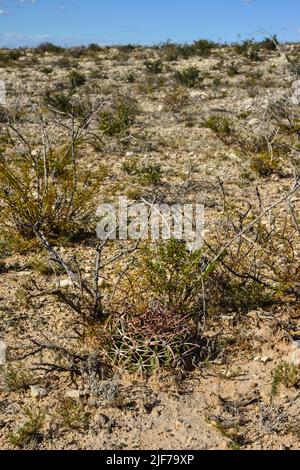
[0,0,299,47]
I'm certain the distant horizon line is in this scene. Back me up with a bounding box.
[1,36,300,50]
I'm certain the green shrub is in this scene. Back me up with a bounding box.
[99,95,137,137]
[261,35,279,51]
[227,64,239,77]
[69,70,86,89]
[44,91,73,114]
[271,362,300,400]
[141,239,206,312]
[0,143,100,240]
[53,399,90,430]
[9,408,45,448]
[35,42,64,54]
[250,152,280,177]
[1,364,34,391]
[137,163,163,185]
[203,114,232,137]
[144,60,164,74]
[0,50,22,67]
[163,86,189,113]
[123,158,162,185]
[192,39,218,57]
[174,67,201,88]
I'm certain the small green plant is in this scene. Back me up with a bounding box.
[1,364,34,391]
[127,72,136,83]
[174,67,201,88]
[53,399,89,431]
[227,64,239,77]
[203,114,232,138]
[44,91,73,113]
[250,152,280,177]
[271,362,300,400]
[260,35,279,51]
[99,95,137,137]
[122,157,140,175]
[137,163,163,185]
[163,86,189,113]
[144,60,164,74]
[28,253,64,276]
[69,70,86,89]
[235,40,261,61]
[141,239,206,312]
[40,67,53,75]
[9,408,45,448]
[123,159,162,185]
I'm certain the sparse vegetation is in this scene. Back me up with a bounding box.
[9,408,45,448]
[174,67,201,87]
[0,35,300,450]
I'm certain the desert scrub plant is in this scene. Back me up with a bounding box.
[0,364,34,391]
[99,95,137,137]
[203,114,233,140]
[34,42,64,54]
[122,158,162,185]
[174,67,201,88]
[53,399,90,431]
[28,252,64,276]
[137,163,163,185]
[0,49,22,67]
[8,408,45,449]
[235,40,261,61]
[161,39,217,60]
[227,64,239,77]
[163,86,190,113]
[44,91,73,114]
[0,100,106,242]
[250,152,281,177]
[271,362,300,400]
[144,59,164,74]
[138,239,207,313]
[0,145,99,240]
[69,70,86,90]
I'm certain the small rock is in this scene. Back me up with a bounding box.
[16,271,32,277]
[0,340,7,365]
[30,386,48,398]
[65,389,86,399]
[58,279,74,289]
[253,356,261,362]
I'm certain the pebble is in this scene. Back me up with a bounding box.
[30,386,48,399]
[58,279,74,289]
[65,389,86,399]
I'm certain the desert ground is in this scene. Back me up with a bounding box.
[0,39,300,450]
